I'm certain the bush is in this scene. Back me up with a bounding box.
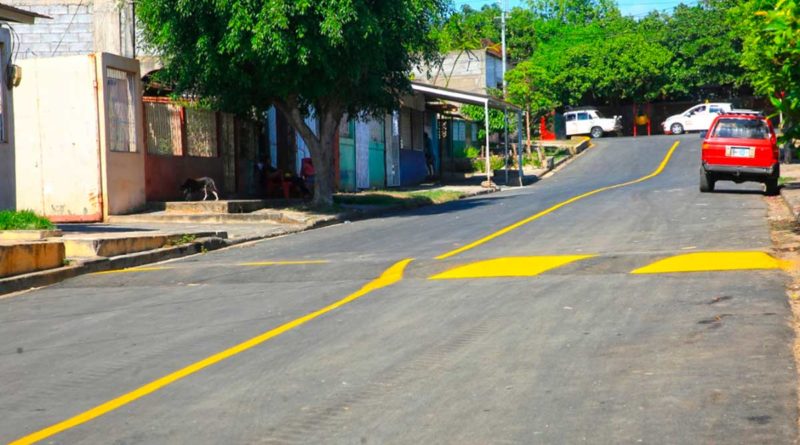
[523,153,542,168]
[464,146,480,159]
[472,155,507,173]
[0,210,55,230]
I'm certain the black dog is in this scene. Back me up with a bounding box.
[180,177,220,201]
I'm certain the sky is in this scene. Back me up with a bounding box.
[453,0,694,18]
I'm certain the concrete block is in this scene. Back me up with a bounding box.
[48,5,69,15]
[164,200,271,214]
[63,235,169,258]
[0,241,65,278]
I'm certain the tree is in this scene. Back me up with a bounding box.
[737,0,800,143]
[137,0,448,206]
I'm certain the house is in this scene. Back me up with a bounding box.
[412,43,510,96]
[0,3,47,210]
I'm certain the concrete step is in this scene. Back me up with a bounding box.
[0,241,65,278]
[109,211,307,225]
[62,231,227,258]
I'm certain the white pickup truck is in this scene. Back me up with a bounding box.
[564,108,622,138]
[661,103,732,135]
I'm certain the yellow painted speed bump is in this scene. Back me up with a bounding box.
[430,255,595,280]
[631,252,787,274]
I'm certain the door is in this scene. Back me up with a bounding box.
[576,112,592,134]
[368,119,386,188]
[355,121,370,189]
[565,113,578,136]
[338,119,356,192]
[685,105,707,131]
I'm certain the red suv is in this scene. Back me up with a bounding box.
[700,111,779,195]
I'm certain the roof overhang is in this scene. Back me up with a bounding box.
[410,81,521,113]
[0,3,49,24]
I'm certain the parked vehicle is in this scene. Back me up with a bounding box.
[662,103,732,135]
[700,110,779,195]
[564,108,622,138]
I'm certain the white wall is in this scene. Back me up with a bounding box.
[14,55,103,220]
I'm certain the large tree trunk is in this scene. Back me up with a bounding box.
[274,97,342,208]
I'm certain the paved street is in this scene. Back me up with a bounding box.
[2,134,796,444]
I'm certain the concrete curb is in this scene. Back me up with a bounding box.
[0,187,500,297]
[780,187,800,221]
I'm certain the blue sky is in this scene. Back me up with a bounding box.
[453,0,695,17]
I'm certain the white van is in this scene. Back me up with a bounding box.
[661,103,732,135]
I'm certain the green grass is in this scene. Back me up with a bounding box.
[0,210,55,230]
[779,176,795,186]
[334,190,465,208]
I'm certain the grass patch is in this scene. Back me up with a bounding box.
[334,190,465,208]
[0,210,55,230]
[779,176,795,186]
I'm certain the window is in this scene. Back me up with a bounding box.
[711,118,770,139]
[145,102,182,156]
[709,106,722,114]
[577,112,590,121]
[106,68,137,152]
[565,113,576,122]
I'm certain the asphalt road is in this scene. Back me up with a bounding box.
[2,134,796,444]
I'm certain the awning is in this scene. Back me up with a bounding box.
[410,81,521,112]
[0,3,49,24]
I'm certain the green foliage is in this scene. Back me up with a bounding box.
[464,146,480,159]
[138,0,449,206]
[0,210,55,230]
[472,155,507,173]
[460,104,518,139]
[736,0,800,142]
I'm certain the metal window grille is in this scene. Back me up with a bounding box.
[106,68,137,152]
[186,108,218,157]
[144,102,182,156]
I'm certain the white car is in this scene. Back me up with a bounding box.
[564,108,622,138]
[662,103,732,135]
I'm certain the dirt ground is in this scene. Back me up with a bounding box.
[766,195,800,433]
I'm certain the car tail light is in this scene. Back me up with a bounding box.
[702,143,711,150]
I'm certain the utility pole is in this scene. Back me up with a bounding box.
[501,0,509,185]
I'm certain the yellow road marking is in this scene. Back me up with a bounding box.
[430,255,595,280]
[91,267,174,275]
[9,258,413,445]
[239,260,330,266]
[631,252,787,274]
[436,141,681,260]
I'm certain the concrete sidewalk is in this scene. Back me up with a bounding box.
[780,163,800,221]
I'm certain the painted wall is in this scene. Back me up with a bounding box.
[96,53,145,216]
[15,55,103,220]
[399,149,427,186]
[145,157,223,202]
[0,29,16,209]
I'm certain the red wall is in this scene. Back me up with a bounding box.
[145,154,225,202]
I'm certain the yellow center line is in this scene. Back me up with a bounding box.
[435,141,681,260]
[239,260,330,266]
[91,267,174,275]
[10,259,413,445]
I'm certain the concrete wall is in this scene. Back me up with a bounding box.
[8,0,94,59]
[9,0,139,59]
[95,53,145,216]
[0,29,16,209]
[14,55,103,220]
[14,53,145,220]
[145,156,224,202]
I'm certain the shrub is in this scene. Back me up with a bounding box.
[464,146,480,159]
[0,210,55,230]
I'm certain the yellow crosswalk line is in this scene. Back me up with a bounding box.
[430,255,595,280]
[631,252,787,274]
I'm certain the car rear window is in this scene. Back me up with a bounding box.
[710,118,770,139]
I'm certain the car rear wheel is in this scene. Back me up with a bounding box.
[765,177,779,196]
[670,123,684,135]
[699,168,714,193]
[590,126,604,138]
